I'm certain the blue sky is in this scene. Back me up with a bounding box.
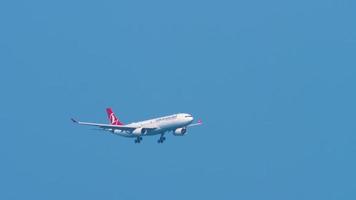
[0,0,356,199]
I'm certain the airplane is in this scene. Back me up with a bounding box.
[71,108,202,143]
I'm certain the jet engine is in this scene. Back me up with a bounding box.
[173,128,187,136]
[132,128,147,135]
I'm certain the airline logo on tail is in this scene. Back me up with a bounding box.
[106,108,124,125]
[109,113,117,124]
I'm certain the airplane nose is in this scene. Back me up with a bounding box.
[190,116,194,122]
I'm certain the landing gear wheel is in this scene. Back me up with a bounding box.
[157,133,166,144]
[158,137,165,143]
[134,138,141,143]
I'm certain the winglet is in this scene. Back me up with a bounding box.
[71,118,78,123]
[187,119,203,127]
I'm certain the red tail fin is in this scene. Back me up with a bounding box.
[106,108,124,125]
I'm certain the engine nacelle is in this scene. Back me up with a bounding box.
[132,128,147,135]
[173,128,187,136]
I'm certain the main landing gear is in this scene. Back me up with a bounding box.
[133,135,166,144]
[134,137,143,144]
[157,134,166,143]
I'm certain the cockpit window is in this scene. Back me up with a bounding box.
[185,115,192,118]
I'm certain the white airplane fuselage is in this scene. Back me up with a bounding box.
[109,113,194,137]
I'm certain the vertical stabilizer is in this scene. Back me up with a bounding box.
[106,108,124,125]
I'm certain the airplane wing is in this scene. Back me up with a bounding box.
[71,118,157,131]
[188,119,203,127]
